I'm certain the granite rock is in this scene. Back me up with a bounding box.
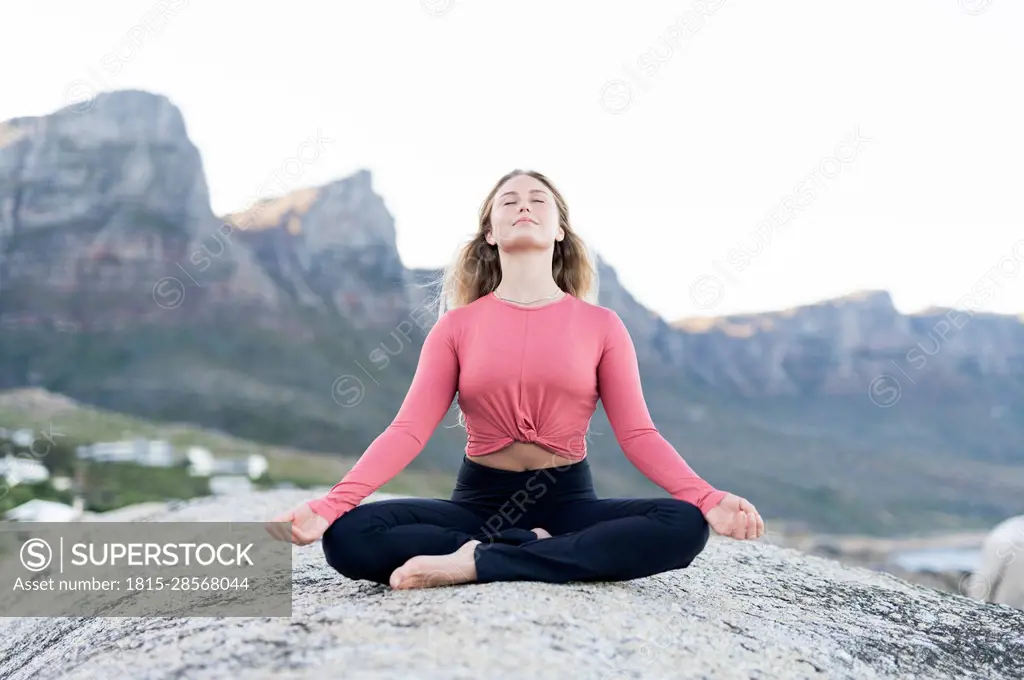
[969,514,1024,611]
[2,489,1023,680]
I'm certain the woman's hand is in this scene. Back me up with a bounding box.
[704,493,764,540]
[265,501,330,546]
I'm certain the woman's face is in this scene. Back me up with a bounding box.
[486,174,564,251]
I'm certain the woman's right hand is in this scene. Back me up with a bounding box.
[265,500,330,546]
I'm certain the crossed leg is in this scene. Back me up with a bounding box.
[472,497,711,584]
[322,496,710,587]
[321,498,548,587]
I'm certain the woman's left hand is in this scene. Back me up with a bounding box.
[704,493,764,540]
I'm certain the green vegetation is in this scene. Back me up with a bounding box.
[78,461,211,513]
[0,394,454,516]
[0,482,74,516]
[0,431,213,514]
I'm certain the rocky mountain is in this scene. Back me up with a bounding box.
[2,90,1022,535]
[593,261,1024,398]
[0,90,281,331]
[672,291,1024,397]
[221,169,427,327]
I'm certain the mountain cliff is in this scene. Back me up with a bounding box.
[2,90,1022,535]
[672,290,1024,397]
[0,90,281,330]
[221,169,425,327]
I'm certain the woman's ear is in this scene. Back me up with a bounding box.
[485,230,496,246]
[556,227,565,242]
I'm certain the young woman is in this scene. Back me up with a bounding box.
[266,169,765,589]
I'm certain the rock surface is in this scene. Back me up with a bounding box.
[2,490,1023,680]
[970,514,1024,610]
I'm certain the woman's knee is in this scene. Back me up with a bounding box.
[321,508,379,580]
[652,499,711,560]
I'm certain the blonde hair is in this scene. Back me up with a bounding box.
[432,169,599,317]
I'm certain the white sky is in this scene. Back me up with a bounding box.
[3,0,1022,320]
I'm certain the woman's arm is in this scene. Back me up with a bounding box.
[596,310,727,515]
[307,311,460,524]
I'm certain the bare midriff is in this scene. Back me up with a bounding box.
[471,441,577,471]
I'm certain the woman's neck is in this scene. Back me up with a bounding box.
[494,248,561,302]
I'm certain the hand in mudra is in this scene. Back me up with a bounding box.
[265,501,330,546]
[704,493,764,540]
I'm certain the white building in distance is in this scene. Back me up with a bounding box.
[0,454,50,486]
[76,439,176,467]
[4,498,85,522]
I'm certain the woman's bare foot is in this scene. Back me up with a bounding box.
[390,539,481,590]
[532,527,551,540]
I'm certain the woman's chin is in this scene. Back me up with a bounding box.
[496,232,551,251]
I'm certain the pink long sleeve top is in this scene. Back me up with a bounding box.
[307,291,727,524]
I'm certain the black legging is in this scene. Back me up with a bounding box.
[321,455,711,585]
